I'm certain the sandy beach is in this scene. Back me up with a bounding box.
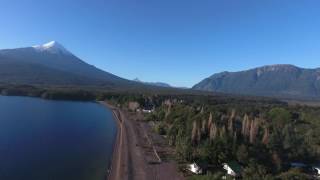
[100,101,184,180]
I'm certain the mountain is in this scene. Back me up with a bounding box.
[0,41,134,87]
[32,41,72,55]
[133,78,172,88]
[193,64,320,99]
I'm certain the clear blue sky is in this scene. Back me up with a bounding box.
[1,0,320,87]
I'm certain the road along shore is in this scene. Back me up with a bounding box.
[100,101,185,180]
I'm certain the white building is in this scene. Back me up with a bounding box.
[291,162,307,168]
[223,161,242,177]
[313,166,320,176]
[142,109,153,113]
[187,163,203,174]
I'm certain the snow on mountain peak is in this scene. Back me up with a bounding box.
[42,41,56,48]
[32,41,72,55]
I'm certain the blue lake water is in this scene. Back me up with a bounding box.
[0,95,117,180]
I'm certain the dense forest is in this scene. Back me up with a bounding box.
[105,94,320,179]
[0,83,212,101]
[0,84,97,101]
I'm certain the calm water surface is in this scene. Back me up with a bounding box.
[0,95,117,180]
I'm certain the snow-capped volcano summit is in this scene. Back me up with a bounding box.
[0,41,132,87]
[32,41,72,55]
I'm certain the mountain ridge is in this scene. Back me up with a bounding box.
[133,78,172,88]
[193,64,320,100]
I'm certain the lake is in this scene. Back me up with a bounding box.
[0,95,117,180]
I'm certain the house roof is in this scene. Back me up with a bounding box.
[226,161,242,174]
[291,162,307,168]
[313,166,320,170]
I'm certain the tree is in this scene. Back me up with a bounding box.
[201,119,207,135]
[176,137,192,161]
[219,126,226,139]
[208,139,228,165]
[278,168,310,180]
[228,109,236,136]
[192,120,201,144]
[249,118,260,144]
[208,112,213,129]
[242,114,250,139]
[154,122,166,135]
[268,107,291,128]
[236,144,249,164]
[242,162,273,180]
[188,172,225,180]
[282,124,294,150]
[272,152,282,172]
[262,127,269,145]
[209,123,218,141]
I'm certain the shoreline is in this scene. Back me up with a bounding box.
[99,101,124,180]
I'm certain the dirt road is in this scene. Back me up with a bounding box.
[100,102,184,180]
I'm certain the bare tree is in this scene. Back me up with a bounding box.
[165,103,171,118]
[200,106,204,114]
[197,127,201,143]
[249,117,260,144]
[242,114,250,138]
[201,119,207,135]
[208,112,213,129]
[262,127,269,145]
[191,120,198,144]
[220,126,226,138]
[228,109,236,136]
[209,123,218,141]
[272,152,282,171]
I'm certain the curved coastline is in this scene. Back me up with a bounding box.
[99,101,124,180]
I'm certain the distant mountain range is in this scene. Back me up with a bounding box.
[193,64,320,99]
[133,78,190,89]
[0,41,135,88]
[133,78,172,88]
[1,42,320,100]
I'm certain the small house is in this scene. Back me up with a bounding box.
[142,108,154,113]
[223,161,242,177]
[187,162,203,175]
[290,162,307,168]
[291,162,320,176]
[313,166,320,176]
[142,104,154,113]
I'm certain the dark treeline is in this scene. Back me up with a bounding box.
[0,84,97,101]
[0,83,214,101]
